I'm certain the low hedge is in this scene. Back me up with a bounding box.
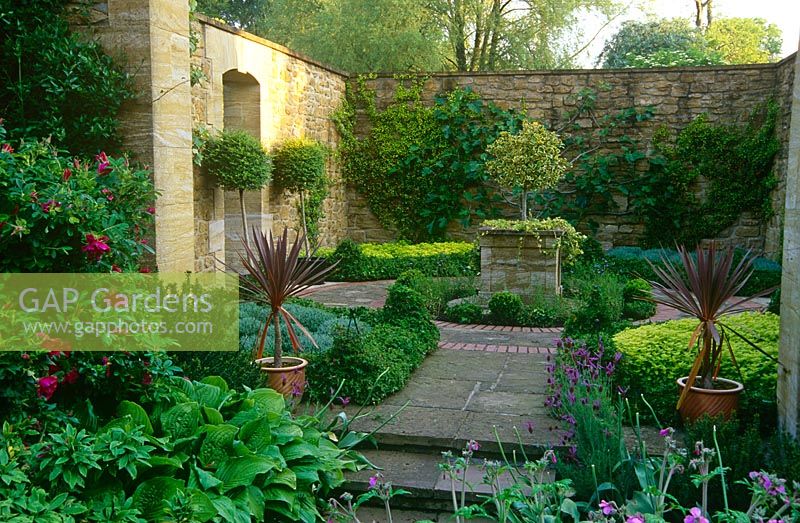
[305,282,439,404]
[605,247,781,296]
[613,311,780,425]
[323,239,478,281]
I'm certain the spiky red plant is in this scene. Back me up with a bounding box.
[647,244,776,408]
[239,227,337,368]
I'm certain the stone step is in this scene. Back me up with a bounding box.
[339,448,552,516]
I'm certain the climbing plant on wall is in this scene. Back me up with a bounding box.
[335,76,525,241]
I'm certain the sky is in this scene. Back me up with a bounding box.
[575,0,800,67]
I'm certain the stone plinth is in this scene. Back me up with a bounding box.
[478,228,563,299]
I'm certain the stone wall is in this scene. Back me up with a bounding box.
[348,57,797,257]
[191,16,348,271]
[778,43,800,437]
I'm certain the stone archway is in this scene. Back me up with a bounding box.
[221,70,270,270]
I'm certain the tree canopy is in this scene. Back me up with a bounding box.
[600,16,783,68]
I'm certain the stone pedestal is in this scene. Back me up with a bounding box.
[478,228,563,299]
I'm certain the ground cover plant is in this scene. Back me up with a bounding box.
[323,239,478,281]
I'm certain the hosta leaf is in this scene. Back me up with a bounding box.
[193,382,229,409]
[272,422,303,445]
[280,440,319,462]
[132,476,183,521]
[232,486,266,522]
[267,468,297,490]
[190,463,223,491]
[199,425,237,468]
[239,416,272,452]
[200,375,229,392]
[249,389,285,415]
[161,402,200,440]
[187,488,217,522]
[202,406,224,425]
[215,456,279,492]
[116,400,153,435]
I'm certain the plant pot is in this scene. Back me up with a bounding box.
[255,356,308,401]
[676,376,744,422]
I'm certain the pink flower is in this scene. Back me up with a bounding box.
[659,427,673,437]
[101,188,114,201]
[467,440,480,452]
[21,353,30,360]
[599,500,616,516]
[62,168,72,182]
[139,267,152,273]
[337,396,350,406]
[40,199,60,213]
[524,420,535,434]
[1,143,13,154]
[626,515,645,523]
[111,264,122,273]
[146,206,156,215]
[368,475,378,489]
[82,234,111,260]
[64,368,80,385]
[684,507,709,523]
[37,376,58,400]
[96,152,112,175]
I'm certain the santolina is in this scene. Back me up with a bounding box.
[17,287,214,314]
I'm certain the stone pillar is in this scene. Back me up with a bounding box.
[96,0,195,272]
[778,42,800,437]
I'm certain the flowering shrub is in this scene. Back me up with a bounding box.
[0,124,155,272]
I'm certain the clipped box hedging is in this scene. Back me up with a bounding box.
[613,311,779,425]
[323,239,478,281]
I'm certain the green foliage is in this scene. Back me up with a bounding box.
[706,18,783,64]
[0,1,135,156]
[488,291,524,326]
[480,217,585,266]
[486,121,570,219]
[614,312,780,425]
[203,130,272,191]
[768,288,781,315]
[563,266,625,338]
[604,246,781,296]
[273,138,328,242]
[622,278,656,320]
[442,302,484,324]
[307,282,438,403]
[599,18,720,68]
[337,81,526,240]
[3,377,370,522]
[395,269,477,317]
[326,239,479,281]
[0,126,156,272]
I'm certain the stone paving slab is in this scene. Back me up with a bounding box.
[437,325,559,347]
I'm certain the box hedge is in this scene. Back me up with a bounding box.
[613,311,779,425]
[323,239,478,281]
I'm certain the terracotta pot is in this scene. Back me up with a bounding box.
[255,356,308,401]
[676,376,743,422]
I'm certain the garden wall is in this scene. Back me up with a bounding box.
[348,57,797,258]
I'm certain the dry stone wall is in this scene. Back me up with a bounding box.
[348,58,796,257]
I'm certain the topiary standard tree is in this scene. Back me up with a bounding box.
[204,129,272,247]
[485,121,570,220]
[272,137,328,255]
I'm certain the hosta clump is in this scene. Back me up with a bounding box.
[3,375,370,522]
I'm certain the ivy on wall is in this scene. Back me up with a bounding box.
[334,76,525,241]
[337,80,779,248]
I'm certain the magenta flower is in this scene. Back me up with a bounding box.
[599,500,616,516]
[82,234,111,260]
[368,475,378,489]
[1,143,13,153]
[146,206,156,215]
[467,440,480,452]
[64,368,80,385]
[626,515,645,523]
[337,396,350,406]
[524,420,534,434]
[37,376,58,400]
[684,507,709,523]
[96,152,112,175]
[40,199,60,213]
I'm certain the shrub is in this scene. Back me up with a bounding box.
[768,288,781,314]
[0,126,155,272]
[204,130,272,242]
[523,294,574,327]
[488,291,524,326]
[0,1,134,156]
[395,270,477,317]
[614,312,780,425]
[443,302,484,324]
[563,269,625,338]
[486,121,570,220]
[327,240,478,281]
[272,137,328,244]
[622,278,657,320]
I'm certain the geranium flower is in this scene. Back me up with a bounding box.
[146,206,156,215]
[82,234,111,261]
[368,475,378,489]
[37,376,58,400]
[96,152,112,175]
[626,515,645,523]
[599,500,616,516]
[101,188,114,201]
[684,507,709,523]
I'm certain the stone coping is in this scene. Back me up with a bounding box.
[478,227,565,237]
